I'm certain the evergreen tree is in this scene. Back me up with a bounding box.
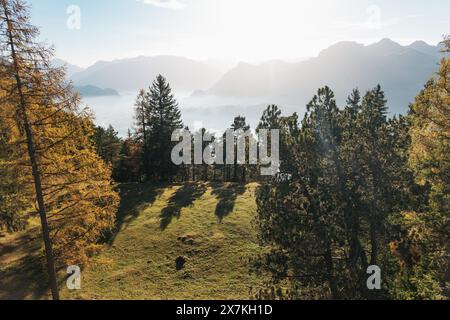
[257,104,282,130]
[135,75,183,182]
[114,132,142,182]
[254,85,423,299]
[231,116,250,182]
[93,124,122,166]
[257,104,299,176]
[256,87,345,299]
[346,88,362,119]
[134,89,150,178]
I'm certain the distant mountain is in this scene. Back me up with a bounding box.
[74,85,119,97]
[409,40,443,58]
[71,55,223,92]
[206,39,445,114]
[52,58,84,78]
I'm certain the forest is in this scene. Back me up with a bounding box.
[0,0,449,300]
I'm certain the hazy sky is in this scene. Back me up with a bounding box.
[28,0,450,67]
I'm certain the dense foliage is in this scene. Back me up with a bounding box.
[254,54,449,299]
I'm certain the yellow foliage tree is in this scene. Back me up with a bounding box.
[397,38,450,299]
[0,0,119,299]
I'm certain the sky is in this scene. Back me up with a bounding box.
[27,0,450,67]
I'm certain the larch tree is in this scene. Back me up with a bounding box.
[0,0,119,299]
[398,38,450,299]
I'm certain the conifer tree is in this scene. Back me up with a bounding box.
[256,87,345,299]
[134,89,150,178]
[231,116,250,182]
[255,85,422,299]
[257,105,282,130]
[134,75,183,182]
[0,111,32,231]
[114,132,142,182]
[92,124,122,166]
[396,45,450,298]
[0,0,119,299]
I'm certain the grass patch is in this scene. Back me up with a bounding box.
[0,182,266,300]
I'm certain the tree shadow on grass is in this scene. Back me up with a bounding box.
[0,232,50,300]
[106,182,163,245]
[211,183,246,222]
[160,183,207,230]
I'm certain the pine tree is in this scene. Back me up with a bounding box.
[256,87,346,299]
[257,105,282,130]
[346,88,362,119]
[114,132,142,182]
[230,116,250,182]
[134,89,150,178]
[92,124,122,166]
[257,104,299,175]
[254,85,421,299]
[136,75,183,182]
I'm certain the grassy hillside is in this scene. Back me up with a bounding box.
[0,182,267,300]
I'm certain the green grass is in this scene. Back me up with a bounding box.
[0,182,267,300]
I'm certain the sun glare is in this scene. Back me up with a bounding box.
[197,0,338,61]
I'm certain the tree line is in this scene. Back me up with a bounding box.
[254,40,449,299]
[92,74,267,184]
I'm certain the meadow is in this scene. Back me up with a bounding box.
[0,183,267,300]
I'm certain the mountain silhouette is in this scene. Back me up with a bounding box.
[70,55,223,92]
[206,39,445,114]
[51,58,84,78]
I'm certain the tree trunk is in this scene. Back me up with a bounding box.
[324,249,339,300]
[370,222,378,265]
[203,164,208,181]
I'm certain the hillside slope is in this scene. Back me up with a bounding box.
[0,183,266,300]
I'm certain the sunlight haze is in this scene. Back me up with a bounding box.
[28,0,449,67]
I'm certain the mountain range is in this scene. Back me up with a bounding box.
[57,39,446,114]
[52,58,84,78]
[205,39,445,114]
[69,56,223,92]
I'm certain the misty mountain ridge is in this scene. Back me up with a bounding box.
[58,39,445,115]
[205,38,445,114]
[51,58,84,78]
[70,55,224,92]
